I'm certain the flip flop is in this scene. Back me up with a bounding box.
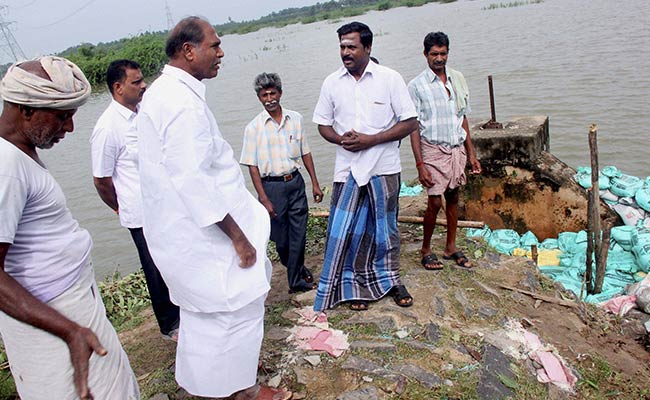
[421,253,444,271]
[349,300,369,311]
[443,251,474,271]
[389,285,413,307]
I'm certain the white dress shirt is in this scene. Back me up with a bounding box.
[90,99,142,228]
[313,61,416,186]
[137,65,271,313]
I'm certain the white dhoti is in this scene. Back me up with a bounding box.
[0,263,140,400]
[176,294,266,398]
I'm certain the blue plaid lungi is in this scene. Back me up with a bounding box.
[313,173,402,311]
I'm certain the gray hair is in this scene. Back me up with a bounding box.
[253,72,282,94]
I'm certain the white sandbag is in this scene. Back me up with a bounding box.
[612,203,645,226]
[599,189,619,203]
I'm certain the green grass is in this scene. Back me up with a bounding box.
[98,270,151,331]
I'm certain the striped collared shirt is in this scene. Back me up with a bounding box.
[240,108,310,177]
[408,67,470,147]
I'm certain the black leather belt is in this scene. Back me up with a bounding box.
[261,169,299,182]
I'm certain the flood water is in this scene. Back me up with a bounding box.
[39,0,650,279]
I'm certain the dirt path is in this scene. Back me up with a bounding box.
[122,223,650,399]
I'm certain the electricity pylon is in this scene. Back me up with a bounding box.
[0,5,26,62]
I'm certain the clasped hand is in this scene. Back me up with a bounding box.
[340,129,377,152]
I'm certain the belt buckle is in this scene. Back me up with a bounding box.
[283,173,292,182]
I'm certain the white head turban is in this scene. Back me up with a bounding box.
[0,56,91,110]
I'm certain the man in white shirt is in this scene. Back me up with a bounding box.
[90,59,180,340]
[0,57,139,399]
[312,21,418,312]
[138,17,291,399]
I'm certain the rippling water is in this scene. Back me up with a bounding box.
[40,0,650,278]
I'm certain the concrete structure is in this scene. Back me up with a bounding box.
[462,116,616,239]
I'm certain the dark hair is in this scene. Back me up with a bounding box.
[337,21,373,48]
[253,72,282,94]
[106,59,141,94]
[165,16,207,58]
[423,32,450,53]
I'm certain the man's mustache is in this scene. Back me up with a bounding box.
[264,100,278,106]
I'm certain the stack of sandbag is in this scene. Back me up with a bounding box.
[465,225,647,303]
[574,166,650,226]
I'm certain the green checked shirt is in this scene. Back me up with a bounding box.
[408,67,470,147]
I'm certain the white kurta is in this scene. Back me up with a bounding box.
[137,65,271,396]
[138,65,271,313]
[312,61,416,186]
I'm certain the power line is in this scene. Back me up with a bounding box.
[32,0,96,29]
[13,0,37,10]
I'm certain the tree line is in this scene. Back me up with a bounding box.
[2,0,452,86]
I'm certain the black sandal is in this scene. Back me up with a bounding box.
[421,253,444,270]
[443,251,474,271]
[389,285,413,307]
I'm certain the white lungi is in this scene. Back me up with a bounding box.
[0,264,140,400]
[176,294,266,398]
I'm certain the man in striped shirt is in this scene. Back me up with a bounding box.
[408,31,482,272]
[241,72,323,293]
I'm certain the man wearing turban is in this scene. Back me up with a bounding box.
[0,56,139,399]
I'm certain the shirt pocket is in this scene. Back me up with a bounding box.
[366,97,392,130]
[285,131,302,160]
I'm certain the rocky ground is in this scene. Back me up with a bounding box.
[120,210,650,400]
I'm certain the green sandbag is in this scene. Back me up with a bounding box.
[611,225,636,251]
[606,249,639,273]
[558,232,578,253]
[519,231,539,248]
[487,229,521,255]
[465,225,491,240]
[610,173,643,198]
[539,238,559,249]
[631,228,650,273]
[601,166,620,178]
[573,167,611,189]
[634,178,650,212]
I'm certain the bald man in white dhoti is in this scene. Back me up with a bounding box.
[137,17,291,400]
[0,57,139,399]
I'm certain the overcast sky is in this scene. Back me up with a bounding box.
[1,0,321,63]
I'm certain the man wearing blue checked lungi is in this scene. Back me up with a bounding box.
[312,21,418,311]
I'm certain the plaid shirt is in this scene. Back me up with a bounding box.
[240,108,310,177]
[408,68,470,147]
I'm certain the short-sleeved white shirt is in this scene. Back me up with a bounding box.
[313,61,416,186]
[90,99,142,228]
[0,137,93,302]
[138,65,271,313]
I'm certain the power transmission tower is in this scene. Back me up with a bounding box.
[165,0,174,30]
[0,5,26,62]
